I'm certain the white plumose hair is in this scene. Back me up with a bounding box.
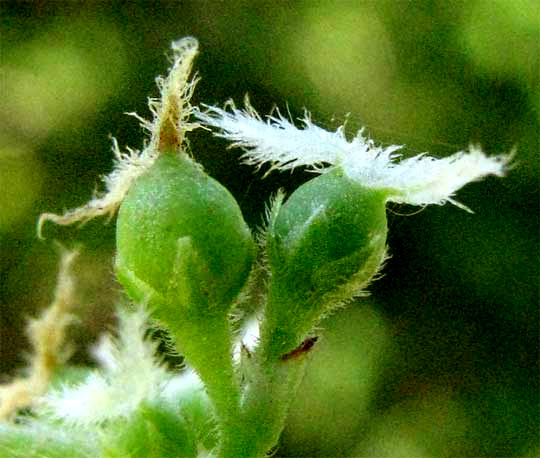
[41,307,170,425]
[196,101,512,211]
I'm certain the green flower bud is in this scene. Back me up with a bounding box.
[265,167,388,357]
[115,152,253,428]
[115,153,254,318]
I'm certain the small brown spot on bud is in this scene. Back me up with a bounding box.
[280,336,318,361]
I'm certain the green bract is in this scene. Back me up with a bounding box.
[264,168,389,357]
[115,153,254,316]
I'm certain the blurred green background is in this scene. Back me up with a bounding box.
[1,1,538,457]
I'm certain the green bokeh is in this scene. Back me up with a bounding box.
[1,1,538,457]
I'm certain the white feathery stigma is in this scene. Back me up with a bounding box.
[196,100,512,211]
[38,37,200,238]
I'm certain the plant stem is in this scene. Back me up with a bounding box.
[169,311,241,432]
[217,317,310,458]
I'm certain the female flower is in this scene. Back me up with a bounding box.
[196,102,512,358]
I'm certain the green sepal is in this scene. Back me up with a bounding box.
[264,168,389,358]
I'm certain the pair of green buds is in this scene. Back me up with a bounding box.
[38,39,510,448]
[115,151,388,361]
[112,145,393,458]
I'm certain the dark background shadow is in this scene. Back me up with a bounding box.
[1,2,538,457]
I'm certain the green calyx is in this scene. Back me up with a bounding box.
[264,167,389,358]
[115,153,254,316]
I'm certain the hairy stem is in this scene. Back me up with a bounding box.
[167,311,241,434]
[217,312,311,458]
